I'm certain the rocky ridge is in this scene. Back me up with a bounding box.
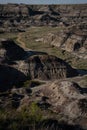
[0,4,87,32]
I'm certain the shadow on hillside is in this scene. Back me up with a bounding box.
[0,64,27,92]
[77,69,87,76]
[39,119,84,130]
[71,82,87,94]
[27,50,48,57]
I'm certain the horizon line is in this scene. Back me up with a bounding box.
[0,2,87,5]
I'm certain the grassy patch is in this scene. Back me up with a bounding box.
[0,27,87,70]
[19,26,87,70]
[23,80,44,88]
[0,32,18,40]
[17,26,62,49]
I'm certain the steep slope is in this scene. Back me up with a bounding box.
[0,39,27,62]
[37,80,87,120]
[23,54,77,80]
[0,64,27,91]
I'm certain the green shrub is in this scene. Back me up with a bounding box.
[29,102,43,123]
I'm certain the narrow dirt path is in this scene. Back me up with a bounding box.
[17,33,26,49]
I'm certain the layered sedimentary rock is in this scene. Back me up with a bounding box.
[43,28,87,58]
[0,39,78,88]
[23,54,77,80]
[0,4,87,31]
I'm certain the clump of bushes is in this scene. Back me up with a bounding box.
[0,102,84,130]
[0,102,43,130]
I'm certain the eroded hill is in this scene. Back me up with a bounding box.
[0,4,87,32]
[0,39,78,88]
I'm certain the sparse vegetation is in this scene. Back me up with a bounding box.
[15,27,87,70]
[0,104,84,130]
[23,80,45,88]
[0,32,18,40]
[0,27,86,70]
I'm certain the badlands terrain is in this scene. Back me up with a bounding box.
[0,4,87,130]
